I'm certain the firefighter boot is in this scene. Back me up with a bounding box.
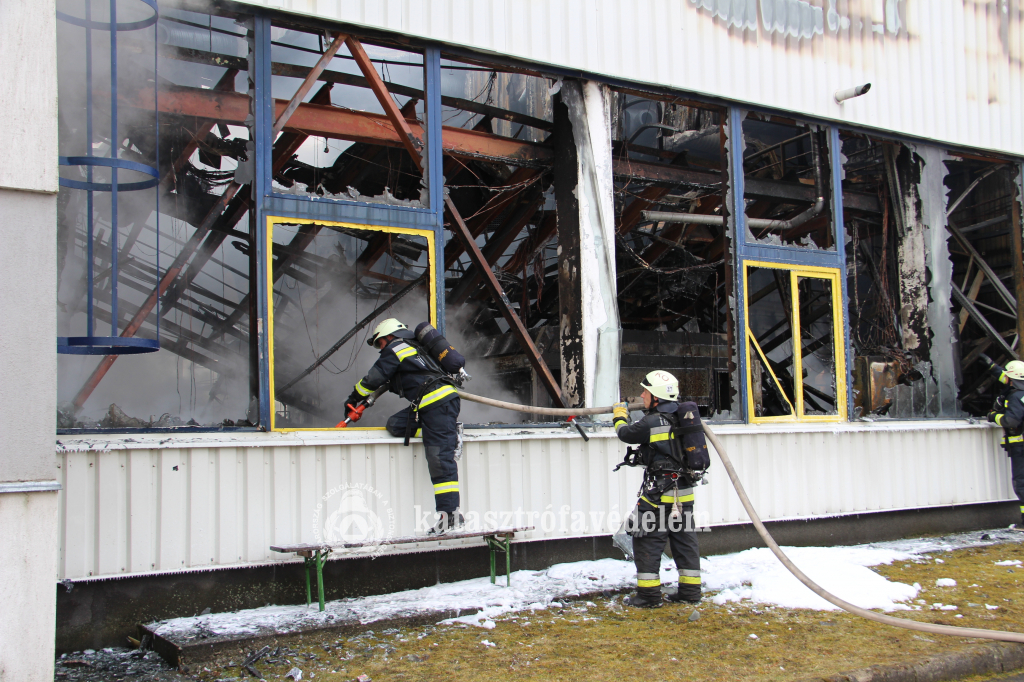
[665,590,702,605]
[625,589,664,609]
[428,510,465,535]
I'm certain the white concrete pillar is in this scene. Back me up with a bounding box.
[0,0,60,678]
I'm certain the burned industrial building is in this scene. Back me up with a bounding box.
[54,1,1024,432]
[50,3,1023,434]
[4,1,1024,676]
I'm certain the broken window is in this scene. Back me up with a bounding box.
[945,156,1023,416]
[742,114,834,250]
[436,55,562,414]
[744,263,846,422]
[57,4,258,430]
[611,92,737,418]
[842,132,960,419]
[268,219,434,429]
[440,57,551,145]
[268,22,428,206]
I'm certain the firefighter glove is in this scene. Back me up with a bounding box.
[346,390,362,408]
[988,411,1001,424]
[612,401,629,424]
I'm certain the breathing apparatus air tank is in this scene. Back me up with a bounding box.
[414,322,466,375]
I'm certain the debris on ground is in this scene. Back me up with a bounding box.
[53,647,187,681]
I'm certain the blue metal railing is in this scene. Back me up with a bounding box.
[57,0,160,355]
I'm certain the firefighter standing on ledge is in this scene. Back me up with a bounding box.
[983,356,1024,525]
[612,370,703,608]
[347,318,463,533]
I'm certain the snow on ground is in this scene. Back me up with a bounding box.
[151,528,1022,642]
[155,558,637,639]
[700,544,919,611]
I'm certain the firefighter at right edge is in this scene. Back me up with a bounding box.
[612,370,702,608]
[985,359,1024,525]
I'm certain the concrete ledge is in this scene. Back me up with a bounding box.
[139,608,473,670]
[55,500,1021,653]
[139,585,631,670]
[802,641,1024,682]
[0,480,61,494]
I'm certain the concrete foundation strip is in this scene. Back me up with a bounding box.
[458,391,1024,643]
[799,641,1024,682]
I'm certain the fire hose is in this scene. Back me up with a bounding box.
[457,390,1024,644]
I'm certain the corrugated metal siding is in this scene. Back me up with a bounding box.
[238,0,1024,156]
[56,422,1014,581]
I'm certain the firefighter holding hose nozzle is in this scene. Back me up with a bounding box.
[981,354,1024,525]
[612,370,710,608]
[346,318,467,534]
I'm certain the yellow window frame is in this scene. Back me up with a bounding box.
[742,260,847,423]
[266,216,437,432]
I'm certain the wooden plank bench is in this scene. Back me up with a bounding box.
[271,527,534,611]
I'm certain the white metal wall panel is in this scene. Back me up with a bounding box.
[56,422,1015,581]
[238,0,1024,156]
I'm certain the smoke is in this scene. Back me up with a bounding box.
[55,3,547,430]
[56,4,257,427]
[270,226,534,429]
[441,303,534,425]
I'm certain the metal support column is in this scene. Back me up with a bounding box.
[728,107,750,422]
[552,92,585,407]
[425,47,447,336]
[1011,165,1024,345]
[254,14,274,429]
[830,126,855,420]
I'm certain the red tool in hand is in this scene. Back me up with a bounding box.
[335,386,387,428]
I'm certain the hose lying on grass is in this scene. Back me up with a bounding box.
[457,390,1024,644]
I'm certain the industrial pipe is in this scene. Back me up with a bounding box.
[643,132,826,232]
[946,166,1001,218]
[458,390,1024,643]
[835,83,871,103]
[640,212,726,227]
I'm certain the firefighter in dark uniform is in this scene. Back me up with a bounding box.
[985,358,1024,524]
[347,318,462,533]
[612,370,702,608]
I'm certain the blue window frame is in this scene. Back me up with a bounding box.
[250,16,448,427]
[729,108,854,422]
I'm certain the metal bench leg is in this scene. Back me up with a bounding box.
[303,555,313,607]
[489,540,496,584]
[315,549,327,612]
[504,535,512,587]
[485,535,512,587]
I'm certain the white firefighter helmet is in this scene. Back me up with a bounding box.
[641,370,679,401]
[1004,360,1024,381]
[368,318,408,346]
